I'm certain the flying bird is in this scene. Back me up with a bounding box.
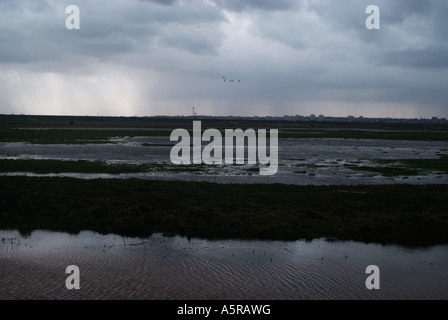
[222,76,241,83]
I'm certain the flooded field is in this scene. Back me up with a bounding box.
[2,127,447,300]
[1,137,447,185]
[1,229,447,300]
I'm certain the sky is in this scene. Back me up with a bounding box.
[0,0,447,118]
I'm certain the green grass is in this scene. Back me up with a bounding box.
[377,156,448,173]
[1,114,447,131]
[0,177,447,246]
[347,156,448,176]
[0,128,170,144]
[0,159,211,174]
[280,130,448,141]
[347,165,420,176]
[1,126,447,145]
[142,143,173,147]
[0,159,150,174]
[297,163,326,168]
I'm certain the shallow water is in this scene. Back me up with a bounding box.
[1,230,447,300]
[1,138,447,185]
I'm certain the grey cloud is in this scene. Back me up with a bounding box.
[381,0,432,23]
[0,0,447,118]
[140,0,177,6]
[309,0,432,30]
[213,0,299,12]
[158,27,224,55]
[303,0,443,44]
[382,46,448,69]
[0,0,227,67]
[245,0,448,70]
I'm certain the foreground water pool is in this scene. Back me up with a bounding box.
[1,230,447,300]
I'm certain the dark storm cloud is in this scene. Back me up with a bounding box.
[248,0,448,71]
[0,0,226,66]
[308,0,434,30]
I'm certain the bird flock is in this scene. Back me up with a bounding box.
[223,76,240,83]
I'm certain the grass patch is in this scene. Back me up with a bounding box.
[280,130,448,141]
[0,177,447,246]
[348,156,448,176]
[0,128,170,144]
[0,159,211,174]
[377,156,448,173]
[1,126,447,145]
[142,143,173,147]
[347,166,419,176]
[296,163,326,168]
[0,159,149,174]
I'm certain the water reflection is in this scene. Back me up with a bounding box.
[1,230,447,300]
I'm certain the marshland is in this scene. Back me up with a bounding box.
[1,114,448,299]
